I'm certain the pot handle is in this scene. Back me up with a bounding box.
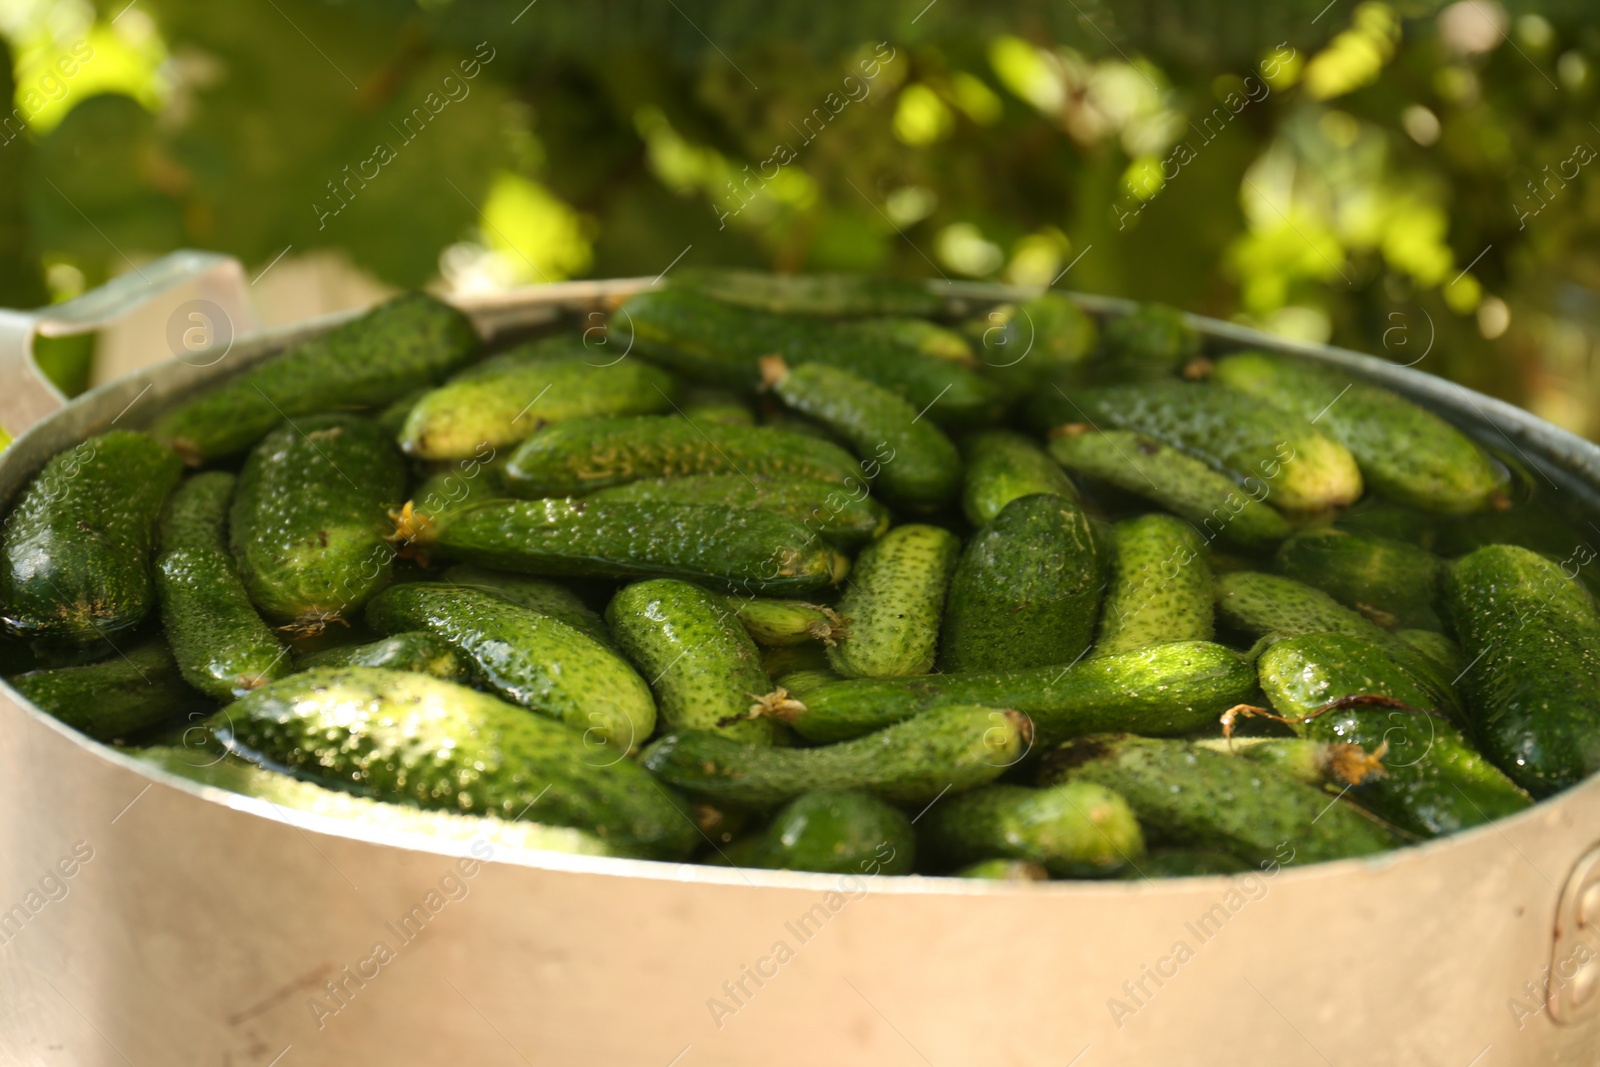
[0,250,255,442]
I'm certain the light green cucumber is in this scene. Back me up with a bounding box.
[852,317,974,363]
[959,430,1080,527]
[1274,528,1444,631]
[1094,513,1213,656]
[722,596,845,647]
[828,524,960,678]
[921,782,1144,877]
[717,790,915,874]
[587,474,888,548]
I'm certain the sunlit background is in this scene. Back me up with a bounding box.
[3,0,1598,435]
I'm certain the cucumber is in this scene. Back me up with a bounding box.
[157,549,291,699]
[152,292,480,462]
[1036,382,1362,512]
[399,347,679,460]
[1040,733,1402,865]
[229,415,406,627]
[296,631,468,680]
[852,318,974,363]
[158,471,234,554]
[1048,428,1291,548]
[365,583,656,752]
[439,564,611,646]
[939,494,1105,671]
[972,293,1097,396]
[775,640,1256,745]
[204,667,696,859]
[9,640,198,741]
[1193,736,1385,789]
[587,474,888,548]
[407,461,510,533]
[670,269,945,317]
[1395,628,1466,677]
[828,524,960,678]
[640,703,1030,807]
[717,790,915,874]
[774,667,844,695]
[761,642,832,678]
[1097,303,1201,383]
[1334,497,1440,550]
[762,358,962,512]
[503,416,861,497]
[1116,848,1252,878]
[960,430,1080,527]
[678,387,756,426]
[1274,528,1443,631]
[722,596,844,647]
[0,431,183,642]
[951,858,1050,881]
[1094,513,1213,656]
[1212,351,1504,513]
[921,782,1143,877]
[1444,544,1600,796]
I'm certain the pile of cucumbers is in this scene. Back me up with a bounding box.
[3,269,1598,881]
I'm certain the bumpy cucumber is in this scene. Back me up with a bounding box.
[606,579,776,744]
[1041,734,1401,865]
[440,564,610,645]
[779,640,1256,745]
[9,640,197,740]
[152,292,479,461]
[230,415,406,626]
[960,430,1080,526]
[972,293,1098,396]
[921,782,1143,876]
[852,318,974,363]
[1212,352,1504,513]
[587,474,888,547]
[718,790,915,874]
[399,347,679,460]
[670,269,945,317]
[158,549,291,699]
[1038,382,1362,511]
[1274,528,1443,631]
[366,583,655,751]
[723,596,844,647]
[297,631,468,680]
[1094,513,1213,656]
[1097,303,1201,383]
[503,416,861,496]
[952,858,1050,881]
[206,667,696,859]
[0,431,182,642]
[1116,848,1252,878]
[1444,544,1600,796]
[640,704,1029,807]
[763,359,962,512]
[158,470,234,554]
[828,524,960,678]
[939,495,1105,671]
[1048,428,1290,548]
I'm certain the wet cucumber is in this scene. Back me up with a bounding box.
[1096,303,1201,383]
[939,495,1105,672]
[717,789,915,874]
[365,583,656,751]
[1444,544,1600,796]
[1048,428,1291,548]
[606,579,777,744]
[1193,736,1385,789]
[828,524,960,678]
[297,631,468,680]
[1212,352,1504,513]
[670,269,946,317]
[205,667,696,859]
[640,704,1030,807]
[0,431,183,642]
[1094,513,1213,656]
[722,596,844,647]
[1396,628,1466,677]
[587,474,888,548]
[158,470,234,554]
[952,858,1050,881]
[152,292,479,462]
[9,640,197,741]
[921,781,1144,876]
[439,564,611,645]
[1274,528,1444,631]
[960,430,1080,527]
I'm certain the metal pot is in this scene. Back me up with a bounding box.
[2,253,1598,1066]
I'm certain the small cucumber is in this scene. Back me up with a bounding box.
[158,470,234,554]
[640,703,1029,807]
[1094,513,1213,656]
[1116,848,1252,878]
[828,524,960,678]
[365,583,656,752]
[722,596,844,647]
[960,430,1080,527]
[1274,528,1444,631]
[9,640,198,741]
[971,293,1097,396]
[1048,428,1291,548]
[939,495,1105,671]
[296,631,468,680]
[952,858,1050,881]
[157,549,291,699]
[670,269,945,317]
[0,431,183,642]
[921,782,1143,877]
[1212,351,1504,513]
[440,564,611,646]
[587,474,888,548]
[205,667,696,859]
[852,318,974,363]
[717,790,915,874]
[762,358,962,512]
[153,292,479,462]
[1096,303,1201,383]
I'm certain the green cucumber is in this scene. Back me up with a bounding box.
[152,292,479,462]
[921,782,1143,877]
[587,474,888,548]
[205,667,696,859]
[1212,351,1504,513]
[774,667,844,695]
[1097,303,1201,383]
[952,858,1050,881]
[1116,848,1252,878]
[158,470,234,554]
[717,790,915,874]
[1094,513,1213,656]
[640,703,1029,807]
[1274,528,1444,631]
[0,431,183,642]
[9,640,197,741]
[722,596,844,647]
[439,564,610,646]
[852,318,974,363]
[1193,736,1385,789]
[828,524,960,678]
[960,430,1080,527]
[670,269,945,317]
[761,642,832,678]
[157,549,291,699]
[366,583,656,751]
[939,495,1105,671]
[296,631,468,680]
[971,294,1097,396]
[678,387,756,426]
[407,460,509,532]
[1334,497,1440,549]
[1395,628,1466,677]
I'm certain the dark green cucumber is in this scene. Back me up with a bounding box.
[1096,303,1201,383]
[761,642,832,678]
[939,495,1105,671]
[366,583,655,751]
[921,782,1143,877]
[1048,428,1290,548]
[205,668,696,859]
[952,858,1050,881]
[10,640,197,741]
[828,524,960,679]
[1212,352,1504,513]
[0,431,182,642]
[640,704,1030,807]
[1444,544,1600,796]
[852,318,974,363]
[718,790,915,874]
[439,564,611,646]
[670,269,945,317]
[158,471,234,554]
[587,474,888,548]
[1040,733,1402,865]
[1094,513,1213,656]
[960,430,1080,527]
[1274,528,1444,631]
[152,292,479,462]
[297,631,468,680]
[723,596,844,647]
[1116,848,1252,878]
[762,358,962,512]
[157,549,291,699]
[971,293,1097,396]
[778,640,1256,745]
[1334,497,1440,550]
[606,579,777,744]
